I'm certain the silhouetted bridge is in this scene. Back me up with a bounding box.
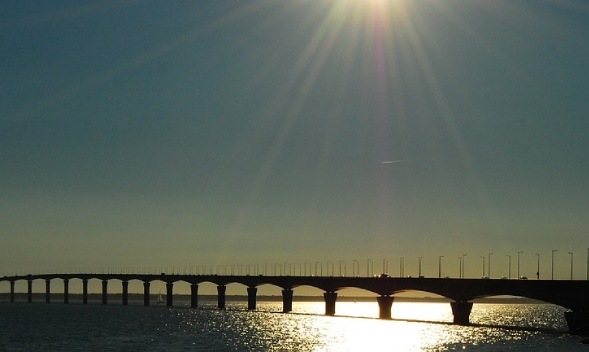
[3,274,589,335]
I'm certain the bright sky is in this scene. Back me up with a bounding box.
[1,0,588,285]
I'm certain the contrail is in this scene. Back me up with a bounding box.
[380,160,404,164]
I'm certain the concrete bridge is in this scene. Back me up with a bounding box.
[3,273,589,335]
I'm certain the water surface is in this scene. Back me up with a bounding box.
[0,301,585,351]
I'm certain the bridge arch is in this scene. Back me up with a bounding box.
[469,293,562,309]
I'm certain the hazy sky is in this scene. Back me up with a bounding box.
[2,0,589,285]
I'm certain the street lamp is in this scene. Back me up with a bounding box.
[480,256,486,277]
[458,257,462,278]
[382,258,388,275]
[418,257,423,277]
[517,251,523,279]
[569,252,573,280]
[400,257,404,278]
[462,254,467,278]
[506,255,511,279]
[551,249,558,280]
[488,253,493,278]
[353,260,359,277]
[438,256,444,279]
[367,259,373,277]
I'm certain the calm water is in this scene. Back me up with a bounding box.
[0,301,586,351]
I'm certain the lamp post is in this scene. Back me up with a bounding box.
[438,256,444,278]
[488,253,493,278]
[400,257,404,278]
[586,248,588,281]
[418,257,423,277]
[382,258,388,276]
[506,255,511,279]
[339,260,346,277]
[551,249,557,280]
[517,251,523,279]
[462,254,467,278]
[367,259,373,277]
[569,252,573,280]
[353,260,359,277]
[480,256,485,277]
[458,257,462,278]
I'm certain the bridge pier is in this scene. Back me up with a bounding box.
[190,284,198,308]
[217,285,226,309]
[27,279,32,303]
[45,279,51,303]
[10,281,15,303]
[166,283,173,307]
[122,281,129,306]
[282,288,293,313]
[324,291,337,316]
[102,280,108,305]
[450,301,473,325]
[247,287,257,310]
[143,282,150,306]
[377,295,394,319]
[82,279,88,304]
[63,279,69,304]
[565,310,589,335]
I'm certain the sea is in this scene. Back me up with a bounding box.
[0,300,587,351]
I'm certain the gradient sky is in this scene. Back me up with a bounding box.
[2,0,589,288]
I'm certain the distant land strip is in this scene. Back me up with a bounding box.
[0,293,545,304]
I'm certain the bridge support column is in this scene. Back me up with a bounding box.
[324,291,337,316]
[247,287,257,310]
[122,281,129,306]
[377,295,394,319]
[450,301,473,325]
[166,282,173,307]
[565,310,589,335]
[102,280,108,305]
[10,281,15,303]
[143,282,150,306]
[45,279,51,303]
[190,284,198,308]
[27,279,32,303]
[217,285,226,309]
[63,279,69,304]
[82,279,88,304]
[282,288,293,313]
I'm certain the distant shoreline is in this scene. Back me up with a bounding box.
[0,293,545,304]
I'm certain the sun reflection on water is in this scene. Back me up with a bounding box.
[246,301,573,351]
[156,300,579,350]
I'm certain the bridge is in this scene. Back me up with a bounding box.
[2,273,589,335]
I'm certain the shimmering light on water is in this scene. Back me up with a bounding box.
[0,302,585,351]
